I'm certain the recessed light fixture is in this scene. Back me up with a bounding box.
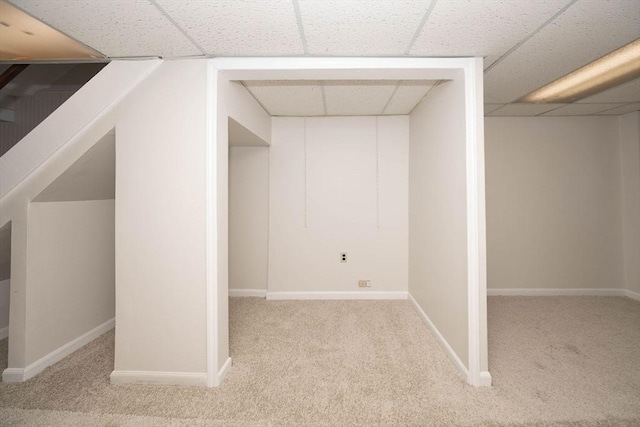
[0,0,104,61]
[519,38,640,103]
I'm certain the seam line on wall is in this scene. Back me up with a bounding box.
[376,117,380,228]
[304,117,308,228]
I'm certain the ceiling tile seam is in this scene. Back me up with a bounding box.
[380,82,401,115]
[149,0,208,56]
[320,84,328,115]
[596,101,639,114]
[291,0,309,55]
[484,0,579,74]
[5,1,106,59]
[404,0,439,55]
[486,103,509,116]
[534,104,566,116]
[407,80,439,115]
[240,82,272,115]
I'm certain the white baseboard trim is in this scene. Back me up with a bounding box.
[624,290,640,301]
[266,291,408,300]
[229,289,267,298]
[1,368,23,382]
[408,294,469,383]
[110,370,207,387]
[487,288,629,297]
[0,326,7,340]
[215,357,232,387]
[479,371,493,387]
[2,317,114,382]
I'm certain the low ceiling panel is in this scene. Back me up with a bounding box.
[11,0,202,57]
[541,103,627,116]
[299,0,432,55]
[244,80,325,116]
[487,103,565,117]
[410,0,570,69]
[154,0,303,56]
[383,81,436,115]
[596,102,640,116]
[484,0,640,103]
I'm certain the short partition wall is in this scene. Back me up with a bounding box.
[210,57,490,387]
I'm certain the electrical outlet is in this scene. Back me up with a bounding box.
[358,280,371,288]
[340,252,347,263]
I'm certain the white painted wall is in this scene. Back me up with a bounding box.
[25,200,114,365]
[229,147,269,291]
[114,60,208,376]
[485,116,623,291]
[619,111,640,296]
[268,116,409,294]
[409,78,469,369]
[213,69,271,381]
[0,279,9,339]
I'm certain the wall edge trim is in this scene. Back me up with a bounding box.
[408,293,469,383]
[110,370,207,386]
[6,317,114,382]
[266,291,408,300]
[487,288,635,297]
[215,357,232,386]
[229,289,267,298]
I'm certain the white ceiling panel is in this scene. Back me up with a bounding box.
[299,0,433,55]
[484,0,640,103]
[384,81,436,114]
[324,80,397,116]
[541,103,626,116]
[595,102,640,115]
[410,0,570,68]
[155,0,303,56]
[488,103,566,117]
[576,78,640,104]
[243,80,325,116]
[484,104,506,115]
[11,0,202,58]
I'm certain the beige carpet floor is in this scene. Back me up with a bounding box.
[0,296,638,426]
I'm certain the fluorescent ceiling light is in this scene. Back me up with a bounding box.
[519,39,640,104]
[0,0,103,61]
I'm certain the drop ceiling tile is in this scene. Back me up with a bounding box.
[484,0,640,103]
[11,0,201,57]
[243,81,325,116]
[384,81,436,114]
[484,104,506,115]
[541,103,626,116]
[155,0,303,55]
[410,0,570,68]
[595,102,640,115]
[299,0,433,55]
[487,103,566,117]
[324,81,397,116]
[576,78,640,104]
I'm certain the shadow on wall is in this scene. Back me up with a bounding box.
[0,221,10,344]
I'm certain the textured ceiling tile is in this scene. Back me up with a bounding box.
[243,81,325,116]
[299,0,433,55]
[384,81,436,114]
[484,104,506,115]
[484,0,640,103]
[324,81,397,115]
[410,0,570,68]
[487,103,566,117]
[541,103,626,116]
[156,0,303,55]
[576,78,640,103]
[11,0,201,57]
[595,102,640,115]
